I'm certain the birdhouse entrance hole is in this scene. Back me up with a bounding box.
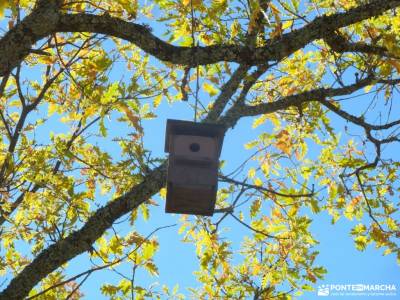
[189,143,200,152]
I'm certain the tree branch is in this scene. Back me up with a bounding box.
[1,0,400,75]
[0,73,11,140]
[54,1,400,67]
[230,212,287,240]
[204,64,251,122]
[218,75,376,128]
[319,94,400,131]
[0,162,167,300]
[324,30,399,58]
[355,172,387,233]
[0,5,60,76]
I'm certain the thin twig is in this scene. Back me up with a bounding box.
[219,175,314,198]
[230,212,285,239]
[355,171,387,233]
[64,272,90,300]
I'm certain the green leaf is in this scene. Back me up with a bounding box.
[302,284,314,291]
[101,82,120,104]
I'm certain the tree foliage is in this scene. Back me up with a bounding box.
[0,0,399,299]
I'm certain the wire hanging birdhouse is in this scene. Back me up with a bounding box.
[164,119,225,216]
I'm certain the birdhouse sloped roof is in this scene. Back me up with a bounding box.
[165,119,226,156]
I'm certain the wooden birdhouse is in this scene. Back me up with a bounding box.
[164,119,225,216]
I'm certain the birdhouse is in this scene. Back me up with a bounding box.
[164,119,225,216]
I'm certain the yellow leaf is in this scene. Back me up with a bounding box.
[269,3,282,39]
[386,218,398,231]
[182,0,202,7]
[364,85,373,93]
[261,160,269,176]
[101,82,119,104]
[203,82,219,96]
[275,129,292,155]
[248,167,256,178]
[250,199,261,217]
[142,242,156,260]
[48,102,57,116]
[117,0,138,19]
[252,115,267,128]
[383,34,400,56]
[144,262,159,276]
[268,113,281,127]
[153,94,162,108]
[159,188,167,199]
[354,235,368,251]
[140,204,149,221]
[84,105,97,118]
[254,178,263,186]
[109,236,123,255]
[253,264,261,275]
[268,224,286,233]
[282,19,293,31]
[38,55,54,65]
[231,20,240,38]
[388,59,400,73]
[0,0,8,18]
[117,102,143,132]
[244,140,258,149]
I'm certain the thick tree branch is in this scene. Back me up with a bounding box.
[1,0,400,75]
[0,5,60,76]
[324,31,399,58]
[54,0,400,66]
[204,64,251,122]
[218,76,376,128]
[0,163,167,300]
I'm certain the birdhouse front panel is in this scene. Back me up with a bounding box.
[167,159,218,186]
[166,183,216,216]
[164,119,225,216]
[171,135,217,160]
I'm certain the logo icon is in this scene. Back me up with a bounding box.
[318,285,330,296]
[352,284,364,292]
